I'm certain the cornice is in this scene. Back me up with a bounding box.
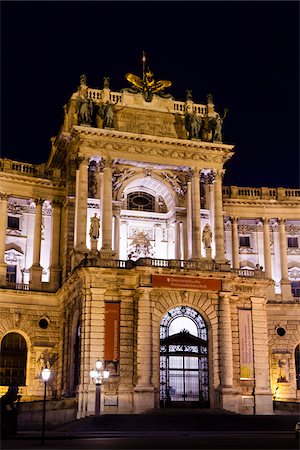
[0,172,65,190]
[71,126,235,166]
[223,198,300,207]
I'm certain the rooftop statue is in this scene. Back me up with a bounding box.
[124,52,172,102]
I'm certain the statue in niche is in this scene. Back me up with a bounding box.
[185,107,202,139]
[89,213,100,240]
[76,93,94,125]
[202,224,212,249]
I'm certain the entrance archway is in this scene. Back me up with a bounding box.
[160,306,209,407]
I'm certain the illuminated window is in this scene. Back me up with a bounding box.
[127,192,155,212]
[6,265,16,284]
[292,281,300,297]
[0,333,27,386]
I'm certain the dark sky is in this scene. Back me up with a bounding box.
[1,1,299,188]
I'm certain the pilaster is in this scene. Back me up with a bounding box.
[29,198,44,290]
[251,296,273,414]
[134,289,155,412]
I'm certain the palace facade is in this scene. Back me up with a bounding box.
[0,72,299,417]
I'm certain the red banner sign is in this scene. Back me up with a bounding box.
[152,274,221,291]
[105,302,120,361]
[238,309,254,380]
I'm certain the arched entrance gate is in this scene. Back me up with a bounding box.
[160,306,209,407]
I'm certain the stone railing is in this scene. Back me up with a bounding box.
[223,186,300,201]
[86,88,207,115]
[78,256,264,278]
[173,101,207,115]
[2,282,30,291]
[0,158,45,178]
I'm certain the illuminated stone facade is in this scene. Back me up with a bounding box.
[0,75,299,416]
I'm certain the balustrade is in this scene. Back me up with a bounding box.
[223,186,300,201]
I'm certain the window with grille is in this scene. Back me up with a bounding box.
[0,333,27,386]
[127,192,155,212]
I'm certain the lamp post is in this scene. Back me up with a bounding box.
[41,367,51,445]
[90,359,109,416]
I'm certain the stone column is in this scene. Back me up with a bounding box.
[100,158,114,258]
[0,193,9,285]
[191,168,202,259]
[213,170,226,263]
[30,198,44,290]
[231,216,239,269]
[134,289,155,412]
[218,292,238,412]
[175,219,181,260]
[278,218,292,299]
[74,156,89,253]
[49,199,62,291]
[262,218,272,279]
[186,180,193,259]
[113,206,121,258]
[251,296,273,414]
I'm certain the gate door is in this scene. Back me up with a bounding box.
[160,306,209,407]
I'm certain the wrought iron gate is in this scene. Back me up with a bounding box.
[160,306,209,407]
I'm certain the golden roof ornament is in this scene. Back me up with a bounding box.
[125,51,172,102]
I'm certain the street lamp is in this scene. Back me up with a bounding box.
[90,359,109,416]
[41,367,51,445]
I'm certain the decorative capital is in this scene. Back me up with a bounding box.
[35,198,45,207]
[0,193,10,201]
[230,216,239,224]
[51,198,63,208]
[76,154,90,169]
[103,157,113,169]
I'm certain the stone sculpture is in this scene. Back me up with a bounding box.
[89,213,100,240]
[202,224,212,249]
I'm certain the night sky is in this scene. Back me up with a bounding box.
[1,1,299,188]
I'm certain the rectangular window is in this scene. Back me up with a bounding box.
[7,216,20,230]
[6,265,16,284]
[291,281,300,297]
[239,236,250,247]
[287,237,299,248]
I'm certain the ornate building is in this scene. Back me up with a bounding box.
[0,67,299,417]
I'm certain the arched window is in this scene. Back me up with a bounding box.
[160,306,209,407]
[0,333,27,386]
[127,192,155,212]
[295,344,300,390]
